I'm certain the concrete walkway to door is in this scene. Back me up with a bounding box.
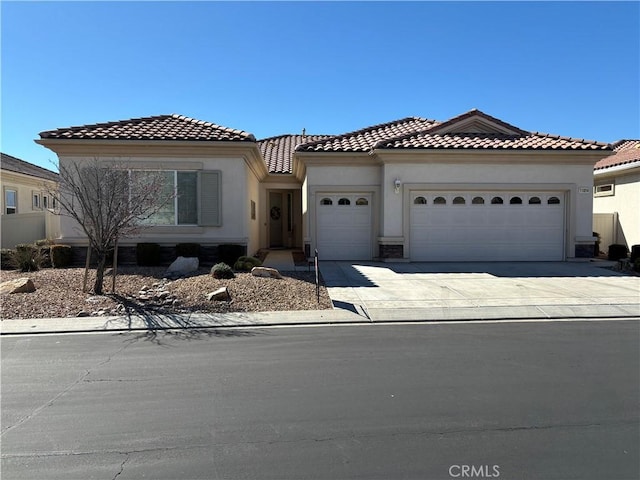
[320,261,640,321]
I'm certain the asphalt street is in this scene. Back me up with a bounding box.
[1,320,639,480]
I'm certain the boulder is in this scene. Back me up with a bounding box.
[0,277,36,294]
[251,266,283,279]
[207,287,230,301]
[164,256,199,278]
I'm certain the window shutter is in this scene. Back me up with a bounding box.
[198,171,221,226]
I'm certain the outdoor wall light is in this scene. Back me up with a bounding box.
[394,178,401,194]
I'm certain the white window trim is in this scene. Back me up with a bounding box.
[594,183,614,197]
[5,188,17,214]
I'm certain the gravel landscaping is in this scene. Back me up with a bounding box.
[0,266,333,320]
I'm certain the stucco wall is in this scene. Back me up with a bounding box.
[56,155,250,248]
[594,169,640,248]
[1,170,58,216]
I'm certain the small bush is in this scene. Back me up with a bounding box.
[217,244,245,266]
[50,245,73,268]
[233,256,262,272]
[8,244,45,272]
[136,243,161,266]
[211,262,235,279]
[176,243,200,258]
[608,244,629,261]
[1,248,15,270]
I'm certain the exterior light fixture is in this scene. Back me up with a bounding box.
[394,178,401,194]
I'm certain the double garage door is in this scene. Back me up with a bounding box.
[410,191,565,261]
[316,194,372,260]
[315,190,566,261]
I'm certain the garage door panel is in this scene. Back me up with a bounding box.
[410,191,565,261]
[316,194,372,261]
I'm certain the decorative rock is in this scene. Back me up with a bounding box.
[207,287,230,301]
[164,256,199,278]
[77,311,90,317]
[251,266,283,279]
[0,278,36,294]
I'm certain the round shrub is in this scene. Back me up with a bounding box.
[50,245,73,268]
[233,256,262,272]
[136,243,161,266]
[211,262,235,279]
[608,244,629,261]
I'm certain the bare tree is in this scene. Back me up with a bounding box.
[47,158,173,294]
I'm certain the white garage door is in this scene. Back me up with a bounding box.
[410,191,565,261]
[316,194,372,260]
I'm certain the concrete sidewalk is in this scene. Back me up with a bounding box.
[1,260,638,335]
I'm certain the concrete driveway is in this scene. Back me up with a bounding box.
[319,261,640,321]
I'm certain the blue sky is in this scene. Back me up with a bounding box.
[2,1,639,172]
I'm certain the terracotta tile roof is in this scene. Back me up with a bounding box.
[295,117,439,152]
[259,134,332,174]
[1,153,59,182]
[594,139,640,170]
[376,131,611,150]
[39,114,256,142]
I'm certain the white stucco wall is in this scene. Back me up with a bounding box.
[246,167,261,256]
[56,155,250,247]
[301,153,597,260]
[594,169,640,248]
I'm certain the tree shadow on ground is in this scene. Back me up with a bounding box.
[105,294,267,345]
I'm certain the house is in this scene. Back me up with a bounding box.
[593,140,640,252]
[36,109,611,263]
[1,153,60,248]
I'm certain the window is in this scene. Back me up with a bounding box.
[453,196,466,205]
[528,196,541,205]
[338,198,350,205]
[43,196,49,209]
[594,184,614,197]
[491,196,504,205]
[33,193,40,209]
[52,197,57,210]
[251,200,256,220]
[548,196,560,205]
[135,170,220,226]
[414,196,427,205]
[433,196,446,205]
[5,189,16,214]
[355,197,369,206]
[320,198,333,205]
[472,196,485,205]
[510,196,523,205]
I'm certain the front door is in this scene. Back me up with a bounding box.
[269,192,283,247]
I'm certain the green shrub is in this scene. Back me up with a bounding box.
[136,243,161,266]
[217,244,245,266]
[1,248,15,270]
[50,245,73,268]
[608,244,629,261]
[233,255,262,272]
[211,262,235,279]
[8,244,45,272]
[176,243,200,258]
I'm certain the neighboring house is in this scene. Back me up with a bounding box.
[36,109,611,262]
[0,153,60,248]
[593,140,640,251]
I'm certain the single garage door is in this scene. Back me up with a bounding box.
[316,194,372,260]
[410,191,565,261]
